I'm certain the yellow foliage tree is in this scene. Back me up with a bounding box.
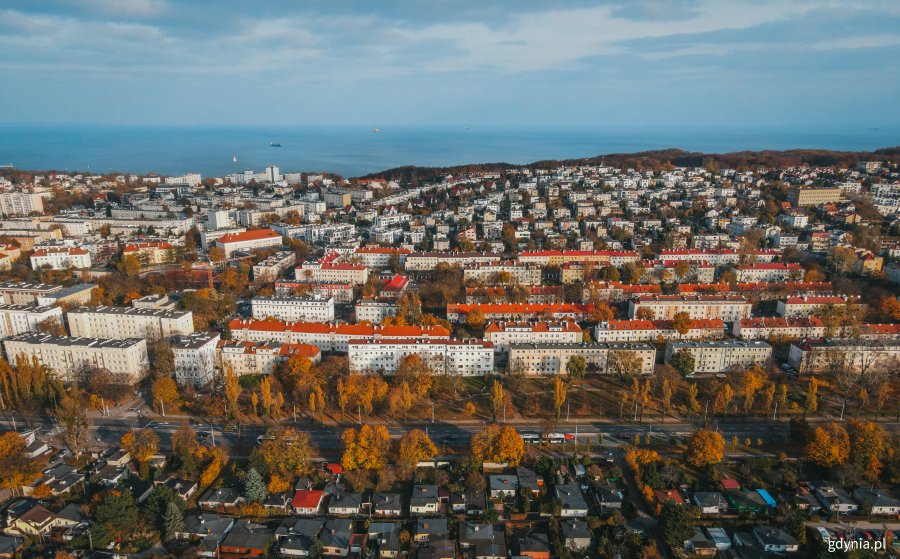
[342,425,391,472]
[553,376,567,421]
[470,425,525,466]
[258,426,313,479]
[396,429,437,475]
[685,429,725,468]
[805,422,849,468]
[225,365,241,418]
[151,376,179,415]
[200,447,226,487]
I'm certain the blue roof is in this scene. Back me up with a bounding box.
[755,489,776,507]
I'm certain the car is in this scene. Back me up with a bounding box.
[715,373,727,378]
[197,432,212,440]
[564,433,576,440]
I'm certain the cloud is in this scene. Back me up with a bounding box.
[812,34,900,50]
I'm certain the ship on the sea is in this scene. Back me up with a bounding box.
[270,141,282,147]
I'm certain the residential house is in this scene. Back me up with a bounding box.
[368,522,402,559]
[488,474,518,498]
[292,490,325,516]
[517,531,551,559]
[459,522,508,559]
[555,484,589,518]
[751,526,799,553]
[693,492,728,515]
[410,484,440,516]
[320,519,353,557]
[814,484,858,514]
[199,487,243,511]
[275,518,325,558]
[851,488,900,516]
[516,467,542,496]
[0,535,24,559]
[559,519,591,551]
[175,513,235,558]
[328,490,364,516]
[372,492,404,517]
[414,518,449,544]
[219,519,272,559]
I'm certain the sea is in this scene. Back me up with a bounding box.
[0,123,897,178]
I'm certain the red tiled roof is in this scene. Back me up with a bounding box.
[382,275,409,292]
[484,321,582,333]
[124,241,174,252]
[32,247,89,257]
[355,247,411,254]
[292,490,324,509]
[447,303,595,314]
[217,229,282,244]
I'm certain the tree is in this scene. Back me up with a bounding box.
[739,367,765,416]
[152,376,179,415]
[805,422,849,468]
[847,420,885,468]
[55,392,88,457]
[672,312,692,337]
[776,384,788,417]
[490,380,504,420]
[259,376,274,416]
[467,308,486,330]
[225,365,241,418]
[470,425,525,466]
[599,265,620,282]
[200,447,226,487]
[163,501,184,540]
[591,301,615,322]
[38,316,66,336]
[257,427,313,479]
[243,467,267,503]
[659,502,694,550]
[673,261,691,281]
[397,429,437,475]
[395,354,434,397]
[566,355,586,379]
[685,383,701,418]
[120,428,159,478]
[0,432,42,490]
[120,254,141,277]
[171,426,203,476]
[553,376,567,421]
[342,425,391,472]
[388,382,414,419]
[464,401,477,416]
[208,246,226,262]
[608,349,643,378]
[827,246,858,275]
[805,376,818,415]
[670,349,695,377]
[147,337,175,378]
[635,307,655,320]
[144,485,185,533]
[686,429,724,467]
[877,296,900,321]
[93,489,141,547]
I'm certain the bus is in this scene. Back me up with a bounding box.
[520,432,541,444]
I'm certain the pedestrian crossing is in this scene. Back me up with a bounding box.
[121,408,142,419]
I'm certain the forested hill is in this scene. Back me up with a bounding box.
[362,146,900,182]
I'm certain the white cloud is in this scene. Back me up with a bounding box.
[812,34,900,50]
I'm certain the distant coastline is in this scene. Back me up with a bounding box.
[0,123,898,178]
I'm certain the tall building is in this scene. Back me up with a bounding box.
[664,340,772,373]
[66,306,194,339]
[0,192,44,216]
[0,304,63,339]
[250,296,335,322]
[3,333,148,383]
[30,247,91,270]
[348,338,494,376]
[171,332,220,386]
[788,187,842,207]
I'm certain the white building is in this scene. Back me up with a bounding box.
[0,192,44,216]
[66,306,194,339]
[251,296,335,322]
[507,342,656,376]
[594,319,725,342]
[484,321,582,352]
[3,333,148,383]
[0,304,64,339]
[628,295,752,322]
[348,338,494,376]
[252,251,297,283]
[214,229,283,258]
[775,296,862,318]
[353,247,411,269]
[297,252,368,285]
[788,339,900,374]
[172,332,220,386]
[664,340,772,373]
[734,263,803,282]
[463,263,543,286]
[30,247,91,270]
[219,340,321,377]
[404,251,502,272]
[355,298,398,323]
[274,281,354,304]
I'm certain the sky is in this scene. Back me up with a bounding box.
[2,0,900,129]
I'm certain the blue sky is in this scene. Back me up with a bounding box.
[2,0,899,129]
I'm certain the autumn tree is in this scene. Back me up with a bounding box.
[672,312,692,338]
[670,349,695,377]
[395,354,434,397]
[847,420,885,472]
[467,308,486,330]
[553,376,567,421]
[171,426,203,476]
[55,392,88,457]
[152,376,179,415]
[566,355,587,379]
[120,428,159,478]
[635,307,655,320]
[805,422,849,468]
[805,376,818,415]
[685,429,725,468]
[0,432,43,490]
[200,447,227,487]
[608,349,644,379]
[388,382,414,419]
[224,365,241,418]
[342,424,391,472]
[259,376,274,417]
[740,366,766,416]
[256,427,313,481]
[396,429,437,476]
[490,380,505,420]
[685,383,701,418]
[470,424,525,466]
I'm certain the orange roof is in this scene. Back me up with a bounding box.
[448,303,594,314]
[518,250,638,257]
[124,241,174,252]
[32,247,89,257]
[739,317,824,328]
[216,228,281,244]
[292,490,324,509]
[382,274,409,292]
[484,321,582,333]
[784,296,857,304]
[600,319,724,331]
[228,319,449,338]
[736,263,803,270]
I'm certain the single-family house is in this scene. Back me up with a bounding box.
[555,484,589,518]
[517,531,551,559]
[372,492,403,517]
[693,491,728,515]
[275,518,325,558]
[415,518,449,543]
[320,519,353,557]
[176,513,235,558]
[489,474,518,498]
[328,490,364,516]
[292,490,325,516]
[199,487,243,511]
[410,485,440,515]
[814,484,858,514]
[851,488,900,516]
[459,522,507,559]
[219,519,272,558]
[752,526,799,553]
[559,519,591,550]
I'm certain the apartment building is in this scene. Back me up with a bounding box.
[171,332,220,386]
[640,260,715,283]
[66,306,194,339]
[122,241,175,266]
[507,342,655,376]
[446,303,596,323]
[628,295,751,322]
[0,192,44,216]
[228,319,450,352]
[404,251,502,271]
[353,246,411,269]
[219,340,321,376]
[484,321,582,352]
[348,338,494,376]
[0,304,64,339]
[517,250,640,267]
[274,281,354,303]
[734,263,803,282]
[664,340,773,373]
[466,286,566,305]
[788,187,842,207]
[733,317,826,340]
[252,251,297,282]
[788,339,900,374]
[30,247,91,270]
[658,249,779,266]
[463,262,543,286]
[251,296,335,322]
[677,281,834,300]
[594,319,725,343]
[214,228,283,258]
[355,298,398,323]
[776,296,863,317]
[582,282,661,303]
[3,333,149,383]
[297,252,369,285]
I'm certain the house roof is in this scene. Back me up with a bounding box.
[217,228,281,244]
[292,490,325,509]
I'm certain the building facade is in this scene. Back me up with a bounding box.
[3,333,149,383]
[250,296,335,322]
[66,306,194,339]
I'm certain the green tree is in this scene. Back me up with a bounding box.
[671,349,696,376]
[243,467,267,503]
[566,355,587,379]
[93,489,141,547]
[144,485,185,532]
[658,502,693,549]
[163,501,184,540]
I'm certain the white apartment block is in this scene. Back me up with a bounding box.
[251,296,335,322]
[67,306,195,339]
[664,340,773,373]
[507,342,656,376]
[733,317,826,340]
[228,319,450,353]
[0,192,44,216]
[484,321,582,352]
[658,249,779,266]
[355,298,398,323]
[0,282,66,305]
[628,295,751,322]
[788,339,900,374]
[219,340,322,377]
[463,263,543,286]
[297,253,369,285]
[735,263,803,282]
[594,319,725,343]
[30,247,91,270]
[353,247,411,269]
[404,251,502,271]
[516,250,641,267]
[214,228,283,258]
[122,242,175,266]
[348,338,494,376]
[252,251,297,282]
[775,296,863,317]
[172,332,220,386]
[274,281,354,303]
[0,304,64,339]
[3,333,149,383]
